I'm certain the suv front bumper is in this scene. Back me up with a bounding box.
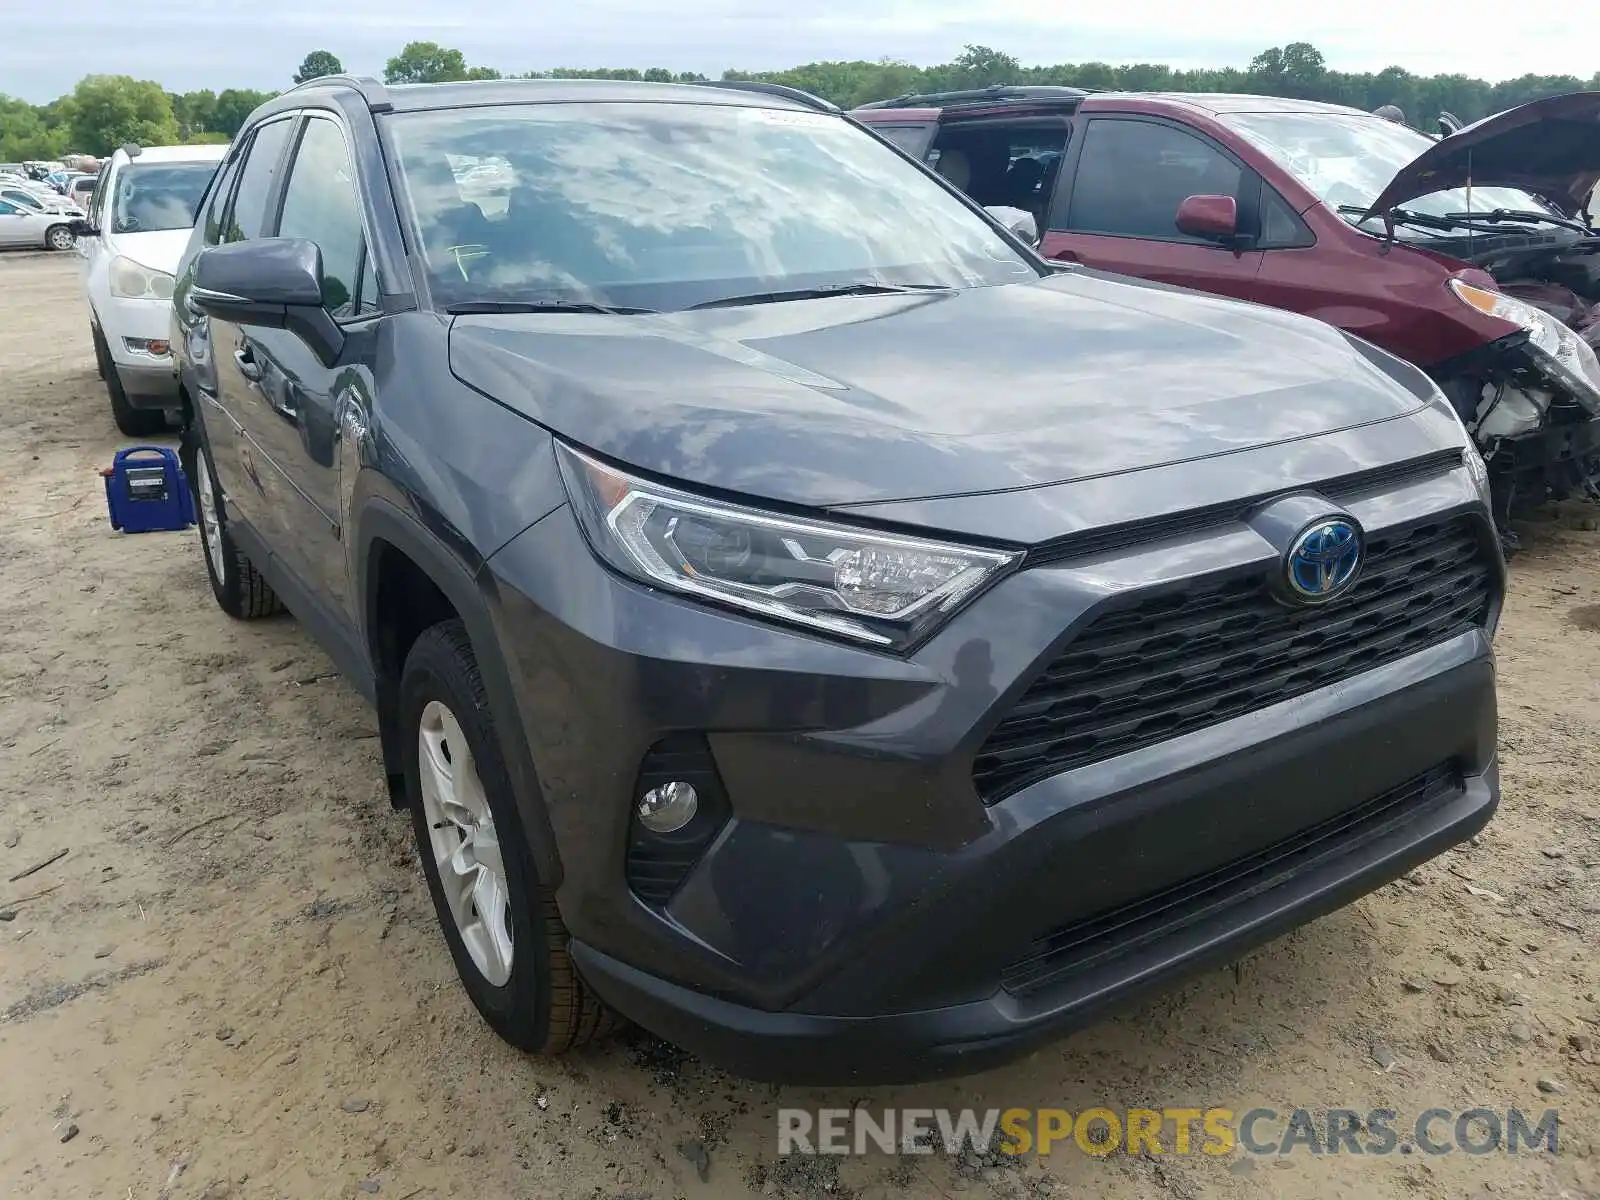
[486,486,1500,1084]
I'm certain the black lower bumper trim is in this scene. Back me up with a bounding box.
[571,765,1496,1085]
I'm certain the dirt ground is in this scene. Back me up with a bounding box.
[0,249,1595,1200]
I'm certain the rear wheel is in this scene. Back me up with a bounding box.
[188,426,282,619]
[400,620,614,1054]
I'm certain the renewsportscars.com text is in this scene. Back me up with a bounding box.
[777,1106,1561,1158]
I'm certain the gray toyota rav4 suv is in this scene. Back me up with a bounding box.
[169,75,1503,1084]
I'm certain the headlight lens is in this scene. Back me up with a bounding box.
[556,442,1019,649]
[109,256,175,301]
[1450,278,1600,414]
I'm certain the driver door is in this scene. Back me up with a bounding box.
[0,200,35,247]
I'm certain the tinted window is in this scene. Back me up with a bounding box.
[108,161,219,234]
[0,200,19,215]
[88,168,110,227]
[275,118,365,318]
[1066,119,1241,242]
[1259,184,1312,249]
[225,118,293,243]
[201,151,243,247]
[872,124,934,156]
[387,102,1036,311]
[0,188,43,210]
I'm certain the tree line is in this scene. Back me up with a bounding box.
[3,39,1594,160]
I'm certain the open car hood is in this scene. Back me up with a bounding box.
[1363,91,1600,220]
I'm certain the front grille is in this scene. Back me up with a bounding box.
[973,515,1495,804]
[1001,762,1463,996]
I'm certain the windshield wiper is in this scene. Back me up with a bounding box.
[688,282,953,311]
[1335,203,1466,234]
[443,300,656,315]
[1440,208,1591,235]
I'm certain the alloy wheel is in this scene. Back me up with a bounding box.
[194,450,226,585]
[417,699,514,986]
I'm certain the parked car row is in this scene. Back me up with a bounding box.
[851,86,1600,550]
[0,168,83,251]
[139,75,1503,1085]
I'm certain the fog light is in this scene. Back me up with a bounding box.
[636,780,698,834]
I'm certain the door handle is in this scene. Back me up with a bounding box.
[233,346,262,382]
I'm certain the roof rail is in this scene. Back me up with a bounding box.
[854,84,1089,111]
[284,73,393,113]
[698,80,839,114]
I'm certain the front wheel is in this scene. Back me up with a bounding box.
[95,324,166,438]
[45,224,74,252]
[400,620,614,1054]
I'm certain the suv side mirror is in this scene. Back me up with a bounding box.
[68,218,95,238]
[1175,194,1239,242]
[984,204,1040,247]
[192,238,345,365]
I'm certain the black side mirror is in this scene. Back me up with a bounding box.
[68,218,94,238]
[192,237,344,365]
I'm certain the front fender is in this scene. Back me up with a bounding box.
[352,488,564,884]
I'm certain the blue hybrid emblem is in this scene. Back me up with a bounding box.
[1285,518,1363,603]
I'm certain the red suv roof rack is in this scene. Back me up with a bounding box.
[854,84,1091,111]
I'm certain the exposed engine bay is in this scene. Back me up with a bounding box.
[1428,227,1600,544]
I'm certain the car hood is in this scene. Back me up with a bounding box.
[105,228,192,275]
[448,273,1429,509]
[1364,90,1600,219]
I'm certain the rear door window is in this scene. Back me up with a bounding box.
[224,117,294,242]
[1064,118,1242,242]
[201,151,244,247]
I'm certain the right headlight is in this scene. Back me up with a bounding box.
[556,441,1020,650]
[1450,278,1600,415]
[109,255,175,301]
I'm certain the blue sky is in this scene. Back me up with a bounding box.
[4,0,1592,102]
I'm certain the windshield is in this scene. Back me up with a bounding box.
[111,161,219,234]
[384,101,1038,310]
[1221,111,1557,234]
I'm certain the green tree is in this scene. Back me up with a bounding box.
[294,50,345,85]
[171,89,218,138]
[67,75,180,155]
[949,44,1021,89]
[213,88,275,136]
[0,95,70,159]
[385,41,471,84]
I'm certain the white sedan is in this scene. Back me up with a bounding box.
[0,181,82,216]
[0,197,77,250]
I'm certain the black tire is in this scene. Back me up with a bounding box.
[400,620,614,1054]
[185,424,283,619]
[96,323,167,437]
[45,223,74,252]
[90,322,107,379]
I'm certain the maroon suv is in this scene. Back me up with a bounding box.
[852,87,1600,540]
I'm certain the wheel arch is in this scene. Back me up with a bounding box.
[356,497,563,884]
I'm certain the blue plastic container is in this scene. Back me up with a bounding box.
[102,446,195,534]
